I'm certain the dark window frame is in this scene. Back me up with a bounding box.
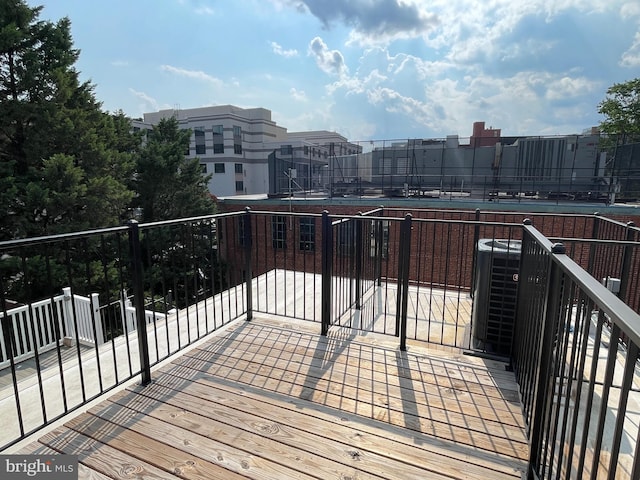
[271,216,287,249]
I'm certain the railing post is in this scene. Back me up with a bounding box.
[395,218,406,338]
[355,213,363,309]
[321,210,332,336]
[376,206,384,287]
[617,221,636,302]
[90,293,104,345]
[527,242,565,480]
[399,214,412,351]
[586,212,600,276]
[127,220,151,386]
[243,207,253,321]
[471,208,481,298]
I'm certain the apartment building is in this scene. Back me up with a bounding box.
[136,105,360,197]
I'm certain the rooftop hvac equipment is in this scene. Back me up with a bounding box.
[471,239,521,355]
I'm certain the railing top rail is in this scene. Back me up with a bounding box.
[138,211,244,230]
[595,214,640,232]
[379,206,599,219]
[248,210,324,218]
[0,225,128,250]
[548,237,640,246]
[325,212,522,229]
[524,224,640,348]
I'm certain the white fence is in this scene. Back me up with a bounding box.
[120,292,170,334]
[0,288,103,369]
[0,288,177,370]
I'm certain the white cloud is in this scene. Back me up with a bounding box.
[129,88,160,111]
[308,37,348,76]
[111,60,129,67]
[160,65,224,86]
[620,31,640,67]
[621,2,640,19]
[545,75,600,100]
[271,41,299,58]
[290,87,307,101]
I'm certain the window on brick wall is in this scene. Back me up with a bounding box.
[272,216,287,249]
[299,217,315,251]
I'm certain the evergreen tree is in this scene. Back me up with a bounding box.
[0,1,136,238]
[135,117,216,222]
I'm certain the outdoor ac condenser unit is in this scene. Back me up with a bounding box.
[471,239,522,355]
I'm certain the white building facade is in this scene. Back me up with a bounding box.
[137,105,361,198]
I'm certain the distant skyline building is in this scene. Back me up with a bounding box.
[135,106,611,199]
[470,121,502,148]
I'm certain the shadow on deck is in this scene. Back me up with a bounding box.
[12,316,528,479]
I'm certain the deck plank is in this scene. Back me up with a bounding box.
[168,328,528,460]
[12,316,528,479]
[105,388,455,480]
[133,372,526,479]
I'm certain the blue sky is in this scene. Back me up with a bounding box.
[38,0,640,141]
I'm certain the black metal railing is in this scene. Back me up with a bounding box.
[513,222,640,479]
[2,207,640,479]
[0,212,248,449]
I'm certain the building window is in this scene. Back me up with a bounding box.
[272,216,287,249]
[299,217,315,251]
[233,125,241,137]
[213,125,223,154]
[234,144,242,154]
[304,146,309,155]
[235,163,243,174]
[200,164,207,173]
[235,181,244,192]
[195,127,205,155]
[281,145,292,155]
[214,163,225,173]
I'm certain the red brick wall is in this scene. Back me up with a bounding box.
[219,203,640,305]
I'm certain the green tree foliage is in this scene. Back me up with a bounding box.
[0,1,137,238]
[598,78,640,146]
[135,117,216,222]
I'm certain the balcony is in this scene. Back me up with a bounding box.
[1,208,639,479]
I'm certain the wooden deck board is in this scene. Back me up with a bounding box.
[13,316,528,479]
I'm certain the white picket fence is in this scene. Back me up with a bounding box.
[0,287,103,369]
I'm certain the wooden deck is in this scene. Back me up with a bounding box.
[14,316,528,479]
